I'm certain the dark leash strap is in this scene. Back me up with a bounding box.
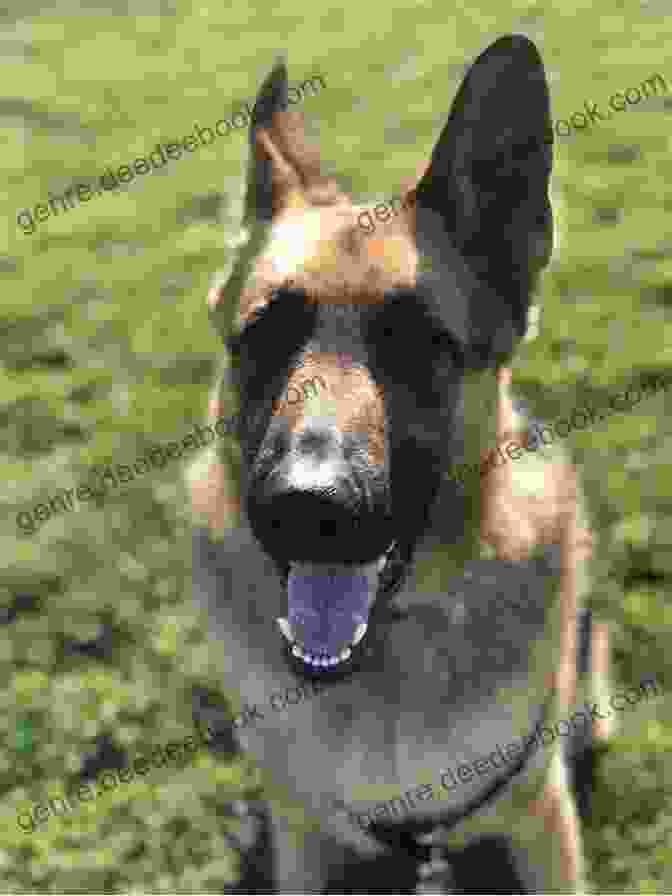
[366,694,553,866]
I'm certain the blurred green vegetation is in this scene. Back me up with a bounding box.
[1,0,671,891]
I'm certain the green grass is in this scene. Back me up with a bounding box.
[1,0,671,890]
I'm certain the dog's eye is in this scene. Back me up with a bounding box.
[229,287,318,402]
[226,331,243,356]
[226,312,265,357]
[427,325,466,367]
[368,300,465,369]
[227,287,314,357]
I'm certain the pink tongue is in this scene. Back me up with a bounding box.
[287,569,370,657]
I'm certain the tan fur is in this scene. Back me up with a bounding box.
[279,352,387,467]
[188,82,613,892]
[185,394,240,532]
[235,205,418,326]
[530,751,586,892]
[477,368,601,884]
[479,367,616,888]
[481,370,583,559]
[479,368,599,711]
[232,106,420,323]
[590,621,614,740]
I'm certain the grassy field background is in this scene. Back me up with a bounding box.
[1,0,671,891]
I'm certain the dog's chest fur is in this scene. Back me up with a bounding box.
[187,40,601,891]
[192,474,565,845]
[196,192,571,840]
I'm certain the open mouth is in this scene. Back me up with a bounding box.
[276,543,396,670]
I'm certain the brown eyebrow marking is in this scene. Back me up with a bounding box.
[355,190,418,237]
[235,206,418,325]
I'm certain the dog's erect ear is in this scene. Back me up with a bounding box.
[245,61,338,222]
[415,35,553,355]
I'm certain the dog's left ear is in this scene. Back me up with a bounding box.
[414,34,553,365]
[244,61,338,222]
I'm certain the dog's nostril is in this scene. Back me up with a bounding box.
[248,468,393,564]
[318,518,339,538]
[253,488,363,562]
[272,491,355,525]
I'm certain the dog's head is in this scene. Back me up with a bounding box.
[208,35,553,676]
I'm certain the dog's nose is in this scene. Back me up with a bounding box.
[248,425,392,563]
[293,426,345,472]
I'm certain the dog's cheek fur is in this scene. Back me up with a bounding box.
[185,392,240,537]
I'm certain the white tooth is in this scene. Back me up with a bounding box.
[320,657,330,667]
[276,617,294,643]
[377,555,386,572]
[292,645,303,658]
[339,647,351,661]
[328,656,339,666]
[352,623,368,646]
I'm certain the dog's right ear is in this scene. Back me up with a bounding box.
[210,63,338,342]
[414,35,554,363]
[244,61,338,223]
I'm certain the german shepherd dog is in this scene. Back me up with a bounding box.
[188,35,613,893]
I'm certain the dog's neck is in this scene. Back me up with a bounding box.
[412,365,500,590]
[412,292,542,591]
